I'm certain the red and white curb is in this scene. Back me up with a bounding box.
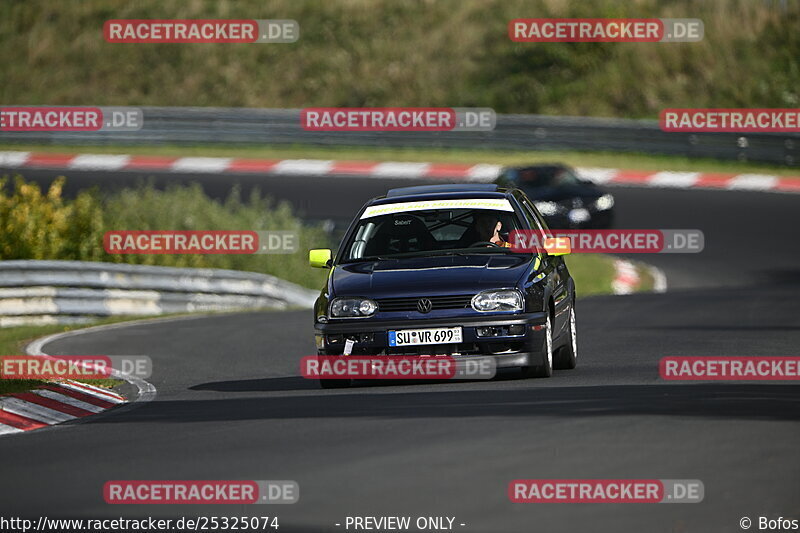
[577,167,800,193]
[0,380,125,435]
[1,150,799,193]
[612,259,667,295]
[0,318,163,437]
[0,151,497,182]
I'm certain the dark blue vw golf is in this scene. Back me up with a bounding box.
[309,184,578,388]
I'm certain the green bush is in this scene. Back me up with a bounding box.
[0,176,331,288]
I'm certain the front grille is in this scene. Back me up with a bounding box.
[385,343,481,356]
[384,341,525,356]
[376,294,474,312]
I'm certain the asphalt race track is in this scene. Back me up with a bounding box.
[1,167,799,532]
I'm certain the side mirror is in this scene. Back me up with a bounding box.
[309,248,332,268]
[543,236,571,256]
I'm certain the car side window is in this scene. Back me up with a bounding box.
[514,193,551,266]
[531,200,552,233]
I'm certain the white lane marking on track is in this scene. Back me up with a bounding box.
[68,154,131,170]
[611,259,641,295]
[63,377,126,399]
[0,423,24,435]
[171,157,233,173]
[726,174,779,190]
[648,171,700,188]
[0,397,75,424]
[0,151,31,167]
[650,265,668,293]
[271,159,334,175]
[466,164,502,182]
[56,381,125,403]
[33,389,105,413]
[371,162,430,178]
[575,167,619,184]
[611,259,668,295]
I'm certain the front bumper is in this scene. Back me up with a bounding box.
[314,312,547,368]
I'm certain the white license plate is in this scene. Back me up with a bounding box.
[388,327,463,347]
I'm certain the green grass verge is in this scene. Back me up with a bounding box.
[567,254,658,296]
[3,143,797,178]
[0,316,143,396]
[565,254,616,297]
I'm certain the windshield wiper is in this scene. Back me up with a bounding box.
[450,247,516,255]
[341,255,396,263]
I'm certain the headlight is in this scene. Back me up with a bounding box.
[534,201,560,216]
[329,297,378,318]
[471,289,524,312]
[594,194,615,211]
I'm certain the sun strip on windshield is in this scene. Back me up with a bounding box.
[361,198,514,219]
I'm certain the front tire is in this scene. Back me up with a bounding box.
[554,306,577,370]
[521,314,553,378]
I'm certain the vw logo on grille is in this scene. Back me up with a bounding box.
[417,298,433,313]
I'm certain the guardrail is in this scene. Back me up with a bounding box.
[0,260,318,327]
[0,108,796,166]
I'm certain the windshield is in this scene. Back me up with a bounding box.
[341,206,522,261]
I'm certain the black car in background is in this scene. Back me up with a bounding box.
[496,164,615,229]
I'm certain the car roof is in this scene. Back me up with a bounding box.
[386,183,498,197]
[372,184,512,205]
[504,163,570,171]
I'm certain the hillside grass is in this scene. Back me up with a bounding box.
[1,0,797,117]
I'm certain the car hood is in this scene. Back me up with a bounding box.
[332,254,530,298]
